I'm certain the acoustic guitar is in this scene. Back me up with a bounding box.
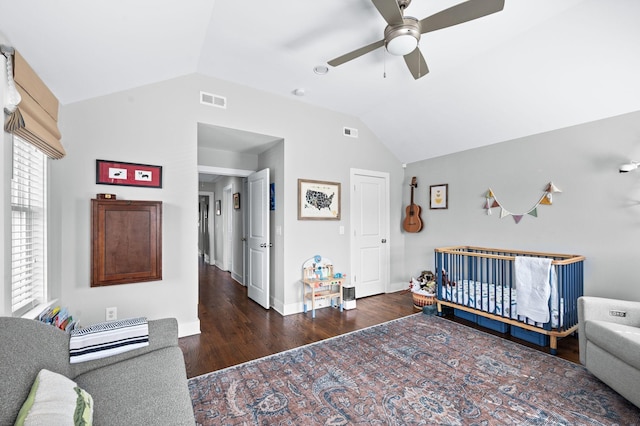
[403,177,423,233]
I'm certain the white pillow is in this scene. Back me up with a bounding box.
[14,369,93,426]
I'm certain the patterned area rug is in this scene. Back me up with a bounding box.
[189,314,640,425]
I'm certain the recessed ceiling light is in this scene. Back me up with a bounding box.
[313,65,329,75]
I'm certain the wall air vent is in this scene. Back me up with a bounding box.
[200,91,227,109]
[343,127,358,138]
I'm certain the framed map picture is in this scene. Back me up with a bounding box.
[298,179,341,220]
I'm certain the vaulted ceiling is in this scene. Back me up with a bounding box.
[2,0,639,163]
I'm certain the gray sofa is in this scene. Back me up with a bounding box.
[0,316,195,425]
[578,296,640,408]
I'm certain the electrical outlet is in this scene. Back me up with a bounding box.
[106,307,117,321]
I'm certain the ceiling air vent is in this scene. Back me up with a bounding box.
[343,127,358,138]
[200,91,227,109]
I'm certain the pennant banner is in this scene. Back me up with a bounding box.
[484,182,561,225]
[546,182,562,193]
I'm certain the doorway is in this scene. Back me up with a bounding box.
[199,169,250,283]
[223,184,233,272]
[198,192,214,264]
[197,123,283,310]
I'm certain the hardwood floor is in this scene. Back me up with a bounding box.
[178,261,579,379]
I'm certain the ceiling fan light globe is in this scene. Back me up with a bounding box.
[386,34,418,56]
[384,17,421,56]
[619,162,639,173]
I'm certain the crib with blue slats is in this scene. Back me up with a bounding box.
[435,246,584,354]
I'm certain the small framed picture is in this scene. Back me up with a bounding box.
[215,200,221,216]
[96,159,162,188]
[430,184,448,209]
[233,193,240,209]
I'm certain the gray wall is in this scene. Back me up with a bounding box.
[280,110,406,313]
[404,110,640,302]
[198,146,258,171]
[48,73,404,331]
[52,76,201,335]
[6,60,640,331]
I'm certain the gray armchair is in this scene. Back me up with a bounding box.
[578,296,640,408]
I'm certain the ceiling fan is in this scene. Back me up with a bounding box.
[327,0,505,79]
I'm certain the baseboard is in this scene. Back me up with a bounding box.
[280,301,303,316]
[270,297,285,315]
[387,281,407,293]
[178,319,201,337]
[280,300,334,316]
[231,271,243,285]
[279,283,407,316]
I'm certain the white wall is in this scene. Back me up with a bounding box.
[188,73,406,315]
[49,73,404,331]
[403,110,640,302]
[277,104,406,314]
[18,66,640,330]
[52,76,201,336]
[198,146,258,171]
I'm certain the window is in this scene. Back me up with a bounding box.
[11,136,47,316]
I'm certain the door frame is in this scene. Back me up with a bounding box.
[349,168,391,296]
[198,191,215,265]
[222,184,233,272]
[198,166,253,278]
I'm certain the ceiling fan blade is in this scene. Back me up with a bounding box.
[372,0,404,26]
[420,0,505,34]
[404,48,429,79]
[328,39,385,67]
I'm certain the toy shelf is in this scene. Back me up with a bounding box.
[301,256,344,318]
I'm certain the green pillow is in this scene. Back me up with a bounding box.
[14,369,93,426]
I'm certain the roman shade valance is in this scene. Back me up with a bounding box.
[4,49,65,159]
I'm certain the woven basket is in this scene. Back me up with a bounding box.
[412,293,435,309]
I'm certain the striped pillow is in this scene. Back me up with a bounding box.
[69,317,149,364]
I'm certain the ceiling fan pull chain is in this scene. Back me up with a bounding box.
[383,51,387,78]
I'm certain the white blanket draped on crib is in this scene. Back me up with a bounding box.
[515,256,555,323]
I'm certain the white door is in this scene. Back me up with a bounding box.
[247,168,270,309]
[350,169,389,298]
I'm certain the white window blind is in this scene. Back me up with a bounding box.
[11,136,46,315]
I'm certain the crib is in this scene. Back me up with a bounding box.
[434,246,584,354]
